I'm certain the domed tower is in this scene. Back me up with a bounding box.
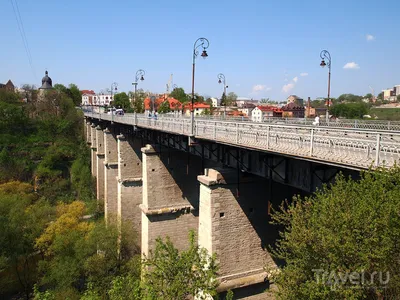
[39,70,53,89]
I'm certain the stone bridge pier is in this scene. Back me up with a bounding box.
[140,144,206,258]
[198,168,277,298]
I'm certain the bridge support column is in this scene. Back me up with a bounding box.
[117,134,142,243]
[140,144,198,258]
[198,168,276,294]
[104,128,118,224]
[96,126,105,201]
[86,122,92,145]
[90,124,97,177]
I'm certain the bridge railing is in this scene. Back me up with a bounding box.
[84,111,400,169]
[81,106,400,131]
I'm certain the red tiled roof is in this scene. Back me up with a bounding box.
[81,90,95,95]
[184,102,211,109]
[144,97,183,110]
[256,105,282,112]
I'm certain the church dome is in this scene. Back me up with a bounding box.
[40,70,53,89]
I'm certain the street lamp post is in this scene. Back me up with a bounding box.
[132,69,145,104]
[320,50,331,123]
[110,82,118,107]
[191,37,209,135]
[218,73,228,117]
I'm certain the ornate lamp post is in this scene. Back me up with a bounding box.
[218,73,228,117]
[191,37,209,135]
[132,69,145,103]
[110,82,118,108]
[320,50,331,123]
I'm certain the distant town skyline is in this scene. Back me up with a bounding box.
[1,0,399,100]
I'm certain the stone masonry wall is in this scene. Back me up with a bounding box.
[141,144,201,258]
[90,125,97,177]
[104,128,118,224]
[96,126,105,201]
[117,134,142,244]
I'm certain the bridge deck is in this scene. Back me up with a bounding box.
[84,112,400,170]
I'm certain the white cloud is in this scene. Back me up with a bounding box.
[265,87,272,91]
[282,83,295,93]
[366,34,375,41]
[343,62,360,69]
[293,76,298,83]
[300,72,308,77]
[252,84,267,92]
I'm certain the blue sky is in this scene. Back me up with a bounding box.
[1,0,399,100]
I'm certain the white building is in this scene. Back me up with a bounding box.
[210,97,219,107]
[237,103,255,117]
[81,90,114,106]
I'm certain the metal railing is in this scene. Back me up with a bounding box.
[84,111,400,169]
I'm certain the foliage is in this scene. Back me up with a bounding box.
[35,200,140,298]
[131,89,146,113]
[157,100,171,114]
[0,182,54,298]
[141,231,219,299]
[330,102,369,118]
[369,108,400,121]
[377,92,384,101]
[337,93,363,103]
[226,92,238,106]
[397,95,400,102]
[220,92,227,107]
[67,83,82,106]
[169,87,188,104]
[113,92,131,110]
[270,167,400,299]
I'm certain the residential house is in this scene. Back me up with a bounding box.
[235,98,259,107]
[286,95,304,106]
[282,102,305,118]
[144,96,183,114]
[0,80,15,91]
[238,103,256,117]
[383,85,400,102]
[184,102,211,116]
[251,106,283,122]
[81,90,96,105]
[210,97,219,107]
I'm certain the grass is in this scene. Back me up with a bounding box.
[369,108,400,121]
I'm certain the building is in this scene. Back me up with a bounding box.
[282,102,305,118]
[382,85,400,102]
[235,98,259,107]
[144,96,183,114]
[237,103,256,117]
[0,80,15,91]
[305,106,328,118]
[184,102,211,116]
[210,97,219,107]
[39,71,53,90]
[286,95,304,106]
[251,106,283,122]
[81,91,115,106]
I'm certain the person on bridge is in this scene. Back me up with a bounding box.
[312,116,320,126]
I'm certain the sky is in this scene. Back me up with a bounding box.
[1,0,399,101]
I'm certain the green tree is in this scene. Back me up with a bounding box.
[260,98,270,104]
[113,92,130,110]
[157,100,171,114]
[220,92,227,107]
[397,95,400,102]
[270,167,400,299]
[131,89,146,113]
[0,182,54,299]
[53,84,68,94]
[141,231,219,299]
[364,93,373,100]
[67,84,82,106]
[377,92,384,101]
[330,102,368,119]
[169,87,187,104]
[226,92,238,106]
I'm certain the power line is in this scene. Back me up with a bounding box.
[10,0,36,80]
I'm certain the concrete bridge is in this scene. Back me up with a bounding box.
[83,111,400,299]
